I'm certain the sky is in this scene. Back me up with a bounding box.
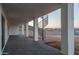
[45,8,61,28]
[29,4,79,28]
[74,3,79,28]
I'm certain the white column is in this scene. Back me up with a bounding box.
[61,4,74,55]
[0,4,2,54]
[21,24,25,35]
[25,23,29,37]
[34,18,38,41]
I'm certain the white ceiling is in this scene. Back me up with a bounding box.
[2,3,63,25]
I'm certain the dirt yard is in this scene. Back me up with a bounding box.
[45,36,79,55]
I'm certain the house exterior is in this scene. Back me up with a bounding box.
[0,3,74,55]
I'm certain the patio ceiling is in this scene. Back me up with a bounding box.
[2,3,63,25]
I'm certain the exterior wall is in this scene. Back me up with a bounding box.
[0,4,9,54]
[9,25,19,35]
[2,11,9,50]
[21,24,25,35]
[0,3,2,54]
[18,25,22,35]
[25,23,29,37]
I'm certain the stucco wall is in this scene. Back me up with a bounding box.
[2,11,9,50]
[0,4,9,54]
[9,25,19,35]
[0,3,2,54]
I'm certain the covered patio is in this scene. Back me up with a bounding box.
[0,3,74,55]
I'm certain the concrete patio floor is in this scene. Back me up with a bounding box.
[3,35,62,55]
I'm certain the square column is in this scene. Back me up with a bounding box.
[21,24,25,35]
[33,18,38,41]
[61,4,74,55]
[25,23,29,37]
